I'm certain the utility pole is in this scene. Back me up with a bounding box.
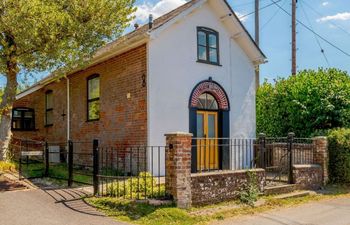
[291,0,297,75]
[255,0,260,89]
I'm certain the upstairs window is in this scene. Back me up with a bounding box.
[12,108,35,131]
[87,74,100,121]
[197,27,220,65]
[45,90,53,126]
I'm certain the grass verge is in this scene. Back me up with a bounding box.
[0,160,91,186]
[86,184,350,225]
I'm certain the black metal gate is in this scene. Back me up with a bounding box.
[18,140,45,180]
[256,133,315,185]
[259,134,293,185]
[17,139,94,187]
[45,141,94,186]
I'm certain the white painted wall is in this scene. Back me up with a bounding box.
[147,2,256,175]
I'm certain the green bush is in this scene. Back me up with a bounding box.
[0,161,16,172]
[239,171,260,206]
[257,68,350,137]
[106,172,165,199]
[328,128,350,183]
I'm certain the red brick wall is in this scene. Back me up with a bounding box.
[69,44,147,146]
[12,44,147,149]
[13,78,67,143]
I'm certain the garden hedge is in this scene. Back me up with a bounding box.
[257,68,350,137]
[328,128,350,183]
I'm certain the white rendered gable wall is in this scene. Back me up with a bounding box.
[147,2,256,175]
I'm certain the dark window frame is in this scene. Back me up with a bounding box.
[45,90,53,126]
[87,74,100,122]
[11,107,35,131]
[196,27,221,66]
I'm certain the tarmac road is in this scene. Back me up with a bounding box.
[0,188,127,225]
[214,196,350,225]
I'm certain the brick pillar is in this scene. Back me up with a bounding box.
[313,137,328,185]
[165,132,192,209]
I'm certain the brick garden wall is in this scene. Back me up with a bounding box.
[165,133,329,208]
[191,169,265,206]
[293,164,323,190]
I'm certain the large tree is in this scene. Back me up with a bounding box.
[0,0,135,159]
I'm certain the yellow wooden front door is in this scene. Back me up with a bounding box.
[196,111,219,171]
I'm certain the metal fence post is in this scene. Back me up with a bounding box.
[258,133,266,168]
[93,139,99,196]
[288,132,295,184]
[45,142,49,177]
[68,140,73,187]
[19,142,22,180]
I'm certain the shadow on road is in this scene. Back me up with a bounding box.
[0,174,27,192]
[43,187,104,217]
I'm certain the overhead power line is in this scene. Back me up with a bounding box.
[300,2,330,66]
[233,0,270,9]
[261,0,288,31]
[270,0,350,58]
[302,1,350,38]
[239,0,282,20]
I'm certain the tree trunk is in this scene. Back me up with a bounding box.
[0,107,13,160]
[0,33,18,160]
[0,71,17,160]
[0,69,18,160]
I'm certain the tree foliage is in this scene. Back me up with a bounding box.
[0,0,135,75]
[257,68,350,137]
[0,0,135,159]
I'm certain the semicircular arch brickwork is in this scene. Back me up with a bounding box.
[190,80,229,110]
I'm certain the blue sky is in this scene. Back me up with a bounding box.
[1,0,349,87]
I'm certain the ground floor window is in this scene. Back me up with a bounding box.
[12,108,35,131]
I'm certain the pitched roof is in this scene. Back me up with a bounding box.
[97,0,201,56]
[17,0,265,99]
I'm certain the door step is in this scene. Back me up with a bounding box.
[264,184,297,195]
[273,190,316,199]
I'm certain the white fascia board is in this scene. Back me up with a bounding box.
[214,0,266,64]
[16,84,44,100]
[149,0,207,39]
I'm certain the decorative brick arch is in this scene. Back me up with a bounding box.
[190,80,229,110]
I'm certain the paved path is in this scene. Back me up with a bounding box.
[214,196,350,225]
[0,188,126,225]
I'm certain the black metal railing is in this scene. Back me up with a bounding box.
[192,133,316,184]
[13,133,317,193]
[192,138,256,172]
[97,143,167,200]
[13,138,167,199]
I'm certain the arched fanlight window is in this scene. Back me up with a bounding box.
[197,93,218,110]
